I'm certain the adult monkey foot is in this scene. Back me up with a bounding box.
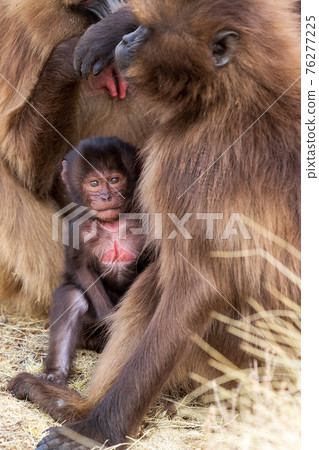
[36,420,106,450]
[8,372,67,400]
[8,373,82,422]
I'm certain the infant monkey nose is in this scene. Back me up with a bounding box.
[101,193,111,201]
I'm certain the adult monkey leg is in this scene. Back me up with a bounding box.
[81,261,162,408]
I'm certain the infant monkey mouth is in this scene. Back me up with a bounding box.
[93,205,123,212]
[94,207,124,223]
[96,206,121,211]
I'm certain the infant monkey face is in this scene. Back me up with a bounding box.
[83,171,128,221]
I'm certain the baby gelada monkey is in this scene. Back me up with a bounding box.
[43,136,146,384]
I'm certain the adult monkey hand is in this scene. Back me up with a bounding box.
[74,6,138,98]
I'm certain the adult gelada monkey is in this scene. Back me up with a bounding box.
[0,0,146,316]
[42,136,146,385]
[9,0,300,447]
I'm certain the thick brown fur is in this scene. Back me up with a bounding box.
[0,0,147,316]
[9,0,300,447]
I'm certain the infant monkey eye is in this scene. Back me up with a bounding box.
[90,180,99,187]
[109,177,120,184]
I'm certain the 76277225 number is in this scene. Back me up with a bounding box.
[306,16,316,75]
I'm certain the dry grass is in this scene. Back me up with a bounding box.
[0,310,57,449]
[0,289,300,449]
[200,293,300,449]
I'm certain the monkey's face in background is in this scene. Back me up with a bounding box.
[115,0,297,120]
[114,0,241,111]
[82,170,128,221]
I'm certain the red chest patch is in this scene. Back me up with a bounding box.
[99,221,137,264]
[101,240,136,263]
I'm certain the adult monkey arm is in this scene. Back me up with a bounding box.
[2,38,81,196]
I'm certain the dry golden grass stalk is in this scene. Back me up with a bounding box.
[193,293,301,450]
